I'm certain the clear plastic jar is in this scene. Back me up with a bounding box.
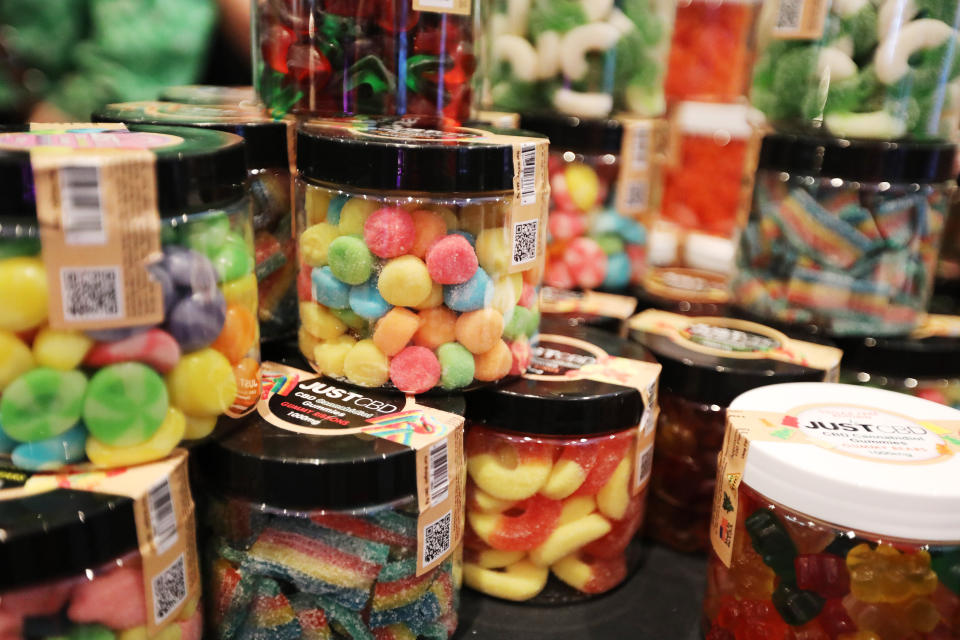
[483,0,677,118]
[733,133,957,337]
[705,383,960,640]
[158,85,257,105]
[295,118,547,392]
[462,330,660,603]
[0,125,258,470]
[664,0,760,103]
[635,266,731,317]
[96,101,297,343]
[629,310,842,552]
[750,0,960,141]
[253,1,475,122]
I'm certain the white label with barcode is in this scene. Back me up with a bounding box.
[147,478,178,554]
[427,439,450,506]
[519,143,537,206]
[59,165,106,245]
[630,126,650,171]
[635,441,655,490]
[624,178,650,210]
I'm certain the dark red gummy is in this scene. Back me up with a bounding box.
[795,553,850,598]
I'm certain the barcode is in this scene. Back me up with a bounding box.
[428,440,450,506]
[519,143,537,206]
[422,511,452,567]
[635,443,654,489]
[776,0,804,30]
[630,126,650,171]
[60,166,106,245]
[61,266,123,321]
[148,478,179,554]
[624,178,649,210]
[152,553,187,624]
[511,219,539,266]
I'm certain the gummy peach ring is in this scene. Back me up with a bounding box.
[551,552,628,594]
[528,512,612,567]
[468,494,562,551]
[467,485,517,514]
[464,560,549,602]
[465,547,526,569]
[466,428,554,500]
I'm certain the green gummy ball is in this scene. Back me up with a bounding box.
[437,342,476,390]
[594,233,625,256]
[213,233,255,282]
[68,624,117,640]
[328,236,373,285]
[0,237,41,259]
[181,212,232,257]
[0,368,87,442]
[331,307,369,333]
[503,306,533,341]
[525,308,541,338]
[83,363,169,447]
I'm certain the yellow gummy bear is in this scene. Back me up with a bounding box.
[87,407,186,468]
[0,257,48,331]
[0,331,35,391]
[846,543,938,603]
[464,559,548,602]
[32,327,92,370]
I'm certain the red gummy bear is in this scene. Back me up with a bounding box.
[795,553,851,598]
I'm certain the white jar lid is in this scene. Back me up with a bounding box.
[730,382,960,542]
[675,101,754,139]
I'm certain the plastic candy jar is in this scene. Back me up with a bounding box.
[295,117,548,392]
[705,382,960,639]
[629,310,842,552]
[195,361,465,640]
[159,85,257,106]
[0,124,258,471]
[96,101,297,342]
[0,451,202,639]
[253,0,476,122]
[483,0,677,118]
[751,0,960,140]
[540,287,639,336]
[634,266,730,317]
[664,0,761,103]
[462,330,661,603]
[732,133,957,337]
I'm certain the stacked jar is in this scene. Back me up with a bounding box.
[0,124,258,471]
[95,101,297,343]
[295,118,547,393]
[462,329,660,602]
[704,382,960,639]
[629,309,842,552]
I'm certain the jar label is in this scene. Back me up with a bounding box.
[771,0,828,40]
[413,0,472,15]
[98,100,270,124]
[616,117,667,217]
[642,266,731,303]
[539,286,638,320]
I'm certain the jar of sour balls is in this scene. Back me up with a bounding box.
[295,117,548,393]
[0,124,258,471]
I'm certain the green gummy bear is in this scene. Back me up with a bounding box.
[528,0,588,39]
[931,549,960,595]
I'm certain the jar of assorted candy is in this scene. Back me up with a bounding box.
[483,0,677,118]
[196,362,465,640]
[629,309,842,552]
[705,382,960,640]
[253,0,476,121]
[651,102,756,278]
[463,330,661,603]
[159,85,258,105]
[732,133,956,337]
[96,101,296,343]
[0,124,258,470]
[751,0,960,140]
[295,118,547,392]
[664,0,761,103]
[635,266,730,317]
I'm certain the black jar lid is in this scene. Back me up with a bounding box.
[518,114,622,155]
[630,310,840,407]
[297,116,536,193]
[158,85,256,106]
[836,315,960,379]
[0,489,137,592]
[94,101,288,169]
[465,330,657,437]
[756,132,956,184]
[0,124,247,219]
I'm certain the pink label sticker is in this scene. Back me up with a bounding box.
[0,130,183,150]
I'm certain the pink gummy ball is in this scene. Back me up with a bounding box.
[364,207,416,258]
[389,346,441,394]
[425,235,479,285]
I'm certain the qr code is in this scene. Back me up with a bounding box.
[624,179,649,210]
[635,443,654,489]
[61,266,122,321]
[776,0,804,29]
[422,511,452,567]
[153,553,187,624]
[511,219,538,266]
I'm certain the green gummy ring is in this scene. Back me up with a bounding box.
[0,368,87,443]
[82,362,169,447]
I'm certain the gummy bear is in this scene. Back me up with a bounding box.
[931,550,960,596]
[746,509,798,581]
[846,544,939,603]
[771,581,824,626]
[795,553,850,598]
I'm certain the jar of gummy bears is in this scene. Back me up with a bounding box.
[705,382,960,640]
[664,0,761,103]
[462,330,661,603]
[0,124,258,471]
[253,0,476,121]
[159,85,257,106]
[751,0,960,140]
[484,0,677,118]
[732,133,957,337]
[629,309,842,552]
[96,101,296,343]
[295,117,548,392]
[195,362,465,640]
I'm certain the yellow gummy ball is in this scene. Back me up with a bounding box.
[565,162,600,212]
[0,331,35,391]
[86,407,186,469]
[0,257,48,331]
[338,198,380,235]
[33,327,92,370]
[343,339,389,387]
[378,256,433,307]
[166,348,237,417]
[459,203,497,236]
[183,413,218,440]
[491,276,520,317]
[414,282,443,310]
[304,184,333,227]
[298,327,321,360]
[476,229,511,276]
[300,302,347,340]
[428,205,459,231]
[314,335,357,377]
[222,273,258,317]
[299,223,341,268]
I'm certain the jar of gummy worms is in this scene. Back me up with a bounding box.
[195,364,465,640]
[663,0,760,103]
[462,330,661,603]
[158,85,257,106]
[704,383,960,640]
[0,124,258,471]
[483,0,677,118]
[629,309,842,553]
[95,101,297,343]
[751,0,960,141]
[633,266,730,317]
[253,0,476,121]
[732,133,957,338]
[295,118,547,393]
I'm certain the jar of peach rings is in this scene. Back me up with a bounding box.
[296,118,548,393]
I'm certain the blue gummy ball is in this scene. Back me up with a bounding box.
[444,267,493,312]
[349,279,392,319]
[312,266,351,309]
